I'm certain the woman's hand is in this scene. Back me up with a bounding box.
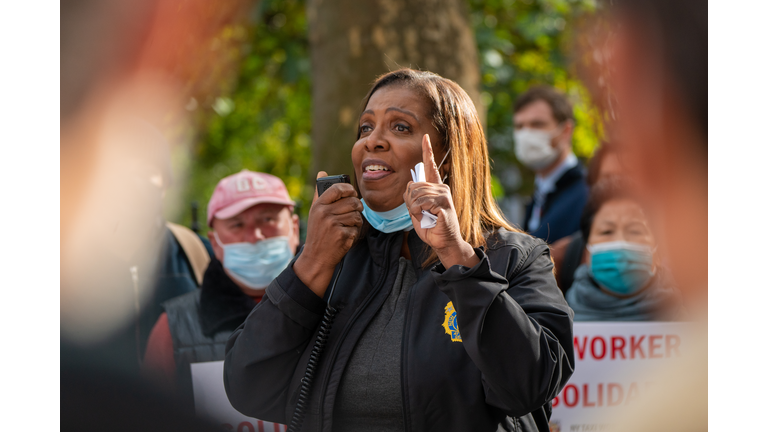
[294,171,363,298]
[404,135,479,269]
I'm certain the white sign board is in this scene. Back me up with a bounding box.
[191,361,287,432]
[549,322,691,432]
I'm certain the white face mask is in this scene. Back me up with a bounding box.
[513,128,562,170]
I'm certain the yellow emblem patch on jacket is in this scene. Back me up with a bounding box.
[442,301,462,342]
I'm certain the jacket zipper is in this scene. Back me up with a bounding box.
[399,264,415,432]
[316,240,392,432]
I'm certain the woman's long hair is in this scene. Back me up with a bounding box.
[358,68,520,265]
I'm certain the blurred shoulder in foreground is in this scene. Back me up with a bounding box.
[581,0,707,428]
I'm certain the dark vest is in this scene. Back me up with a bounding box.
[164,290,237,410]
[163,257,258,409]
[139,228,214,360]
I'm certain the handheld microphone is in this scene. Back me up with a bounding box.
[288,174,351,432]
[316,174,351,197]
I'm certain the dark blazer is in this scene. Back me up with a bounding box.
[524,164,589,243]
[224,228,575,432]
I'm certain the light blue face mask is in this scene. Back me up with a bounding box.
[361,200,413,233]
[214,233,294,289]
[360,147,451,233]
[588,241,655,296]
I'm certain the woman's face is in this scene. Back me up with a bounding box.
[588,198,656,252]
[352,85,444,212]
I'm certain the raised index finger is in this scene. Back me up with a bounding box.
[421,134,442,184]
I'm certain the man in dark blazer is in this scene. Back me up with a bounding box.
[513,86,589,243]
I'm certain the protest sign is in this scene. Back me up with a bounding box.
[191,361,287,432]
[549,322,691,432]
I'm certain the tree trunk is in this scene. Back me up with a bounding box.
[307,0,483,180]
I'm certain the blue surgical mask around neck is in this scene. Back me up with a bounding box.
[214,232,294,289]
[587,241,655,296]
[361,200,413,233]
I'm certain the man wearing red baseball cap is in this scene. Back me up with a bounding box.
[142,170,300,408]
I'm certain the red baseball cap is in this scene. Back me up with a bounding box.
[207,170,295,226]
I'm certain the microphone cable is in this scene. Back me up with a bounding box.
[286,259,343,432]
[287,174,352,432]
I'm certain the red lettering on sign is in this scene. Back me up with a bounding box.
[552,394,560,408]
[258,420,265,432]
[666,334,681,357]
[625,382,639,405]
[591,336,606,360]
[597,383,604,407]
[571,333,682,361]
[574,336,588,360]
[238,422,256,432]
[608,383,623,406]
[563,384,579,407]
[630,336,646,359]
[611,336,626,359]
[649,335,663,358]
[583,384,595,407]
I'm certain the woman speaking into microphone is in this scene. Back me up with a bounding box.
[224,69,574,432]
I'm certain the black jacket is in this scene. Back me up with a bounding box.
[224,228,575,432]
[524,164,589,243]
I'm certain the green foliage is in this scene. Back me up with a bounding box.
[470,0,602,199]
[491,174,505,199]
[179,0,312,234]
[177,0,603,231]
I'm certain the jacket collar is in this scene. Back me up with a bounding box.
[535,153,578,195]
[525,163,586,217]
[364,226,404,267]
[553,163,586,192]
[363,226,434,274]
[407,229,436,274]
[199,258,256,337]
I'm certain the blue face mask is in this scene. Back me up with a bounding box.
[361,200,413,233]
[214,233,294,289]
[588,241,655,296]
